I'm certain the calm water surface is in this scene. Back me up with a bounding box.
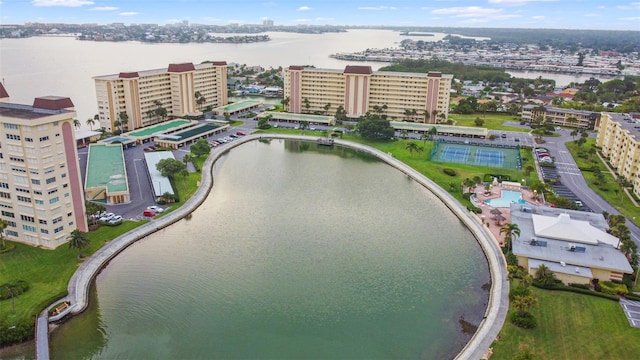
[49,140,490,359]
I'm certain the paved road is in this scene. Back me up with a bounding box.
[537,128,640,247]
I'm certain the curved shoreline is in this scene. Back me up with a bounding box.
[38,134,508,360]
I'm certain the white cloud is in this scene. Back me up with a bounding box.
[91,6,118,11]
[296,6,311,11]
[358,6,397,11]
[32,0,94,7]
[617,2,640,10]
[488,0,557,4]
[315,17,334,21]
[432,6,519,19]
[532,15,544,19]
[119,12,138,16]
[621,16,640,21]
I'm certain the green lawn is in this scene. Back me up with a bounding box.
[449,113,529,132]
[565,139,640,226]
[1,221,145,325]
[1,159,202,339]
[491,284,640,359]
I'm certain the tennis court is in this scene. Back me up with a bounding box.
[431,141,521,169]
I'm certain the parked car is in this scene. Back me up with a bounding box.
[108,215,123,225]
[99,213,115,222]
[217,138,227,143]
[236,131,246,136]
[147,205,164,213]
[143,209,157,217]
[144,146,156,152]
[229,134,238,138]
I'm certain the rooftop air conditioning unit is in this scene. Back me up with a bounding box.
[560,261,566,267]
[569,244,576,251]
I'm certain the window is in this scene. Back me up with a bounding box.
[17,195,31,203]
[46,177,56,184]
[21,215,35,222]
[41,229,49,234]
[39,136,49,142]
[39,219,47,224]
[31,179,41,185]
[47,189,58,195]
[5,230,18,237]
[1,210,14,218]
[16,187,30,194]
[53,216,62,224]
[25,137,33,142]
[0,182,8,189]
[49,197,59,204]
[67,212,72,217]
[0,192,10,199]
[4,123,18,129]
[6,134,21,141]
[22,224,37,232]
[54,226,64,233]
[34,199,44,205]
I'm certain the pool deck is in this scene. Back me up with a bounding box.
[472,185,542,247]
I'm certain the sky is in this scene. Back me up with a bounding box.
[0,0,639,30]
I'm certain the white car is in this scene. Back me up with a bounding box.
[146,206,164,213]
[99,213,115,222]
[108,215,123,225]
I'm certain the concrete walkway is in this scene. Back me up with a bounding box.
[37,134,508,360]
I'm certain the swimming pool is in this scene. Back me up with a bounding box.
[484,190,526,208]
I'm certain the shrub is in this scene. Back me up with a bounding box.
[0,317,35,347]
[0,280,29,300]
[510,311,537,329]
[600,281,629,295]
[568,283,591,290]
[509,285,532,301]
[466,205,482,214]
[506,253,518,266]
[443,168,457,176]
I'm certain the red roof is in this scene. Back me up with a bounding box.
[168,63,196,72]
[427,72,442,77]
[288,65,305,70]
[33,96,74,110]
[119,72,139,78]
[0,82,8,99]
[212,61,227,66]
[344,65,373,75]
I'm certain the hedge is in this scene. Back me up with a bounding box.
[533,282,619,301]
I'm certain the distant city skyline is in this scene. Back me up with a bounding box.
[0,0,639,31]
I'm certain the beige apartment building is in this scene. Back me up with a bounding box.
[284,65,452,123]
[521,105,600,130]
[0,86,88,249]
[94,61,228,132]
[596,112,640,197]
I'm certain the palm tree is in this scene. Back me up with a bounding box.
[324,103,331,115]
[72,118,81,129]
[512,294,538,315]
[195,91,206,112]
[500,223,521,251]
[400,129,408,139]
[112,119,122,134]
[86,117,96,130]
[463,178,476,193]
[281,97,290,111]
[570,130,578,140]
[420,133,430,147]
[534,264,557,287]
[117,111,128,132]
[146,109,156,122]
[405,142,419,157]
[303,98,311,114]
[0,219,8,249]
[431,109,439,123]
[428,126,438,141]
[67,229,90,258]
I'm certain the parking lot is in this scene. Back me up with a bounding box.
[536,146,590,212]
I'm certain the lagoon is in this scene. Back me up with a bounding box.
[49,139,490,359]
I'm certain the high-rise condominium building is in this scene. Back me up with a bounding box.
[596,112,640,197]
[0,84,88,249]
[284,65,452,123]
[94,61,228,132]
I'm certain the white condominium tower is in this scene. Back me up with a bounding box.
[0,84,88,249]
[284,65,452,123]
[94,61,228,132]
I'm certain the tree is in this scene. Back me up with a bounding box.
[190,139,211,158]
[303,98,310,113]
[67,229,90,258]
[428,126,438,140]
[324,103,331,115]
[335,105,347,121]
[183,153,194,165]
[112,119,122,134]
[72,118,81,129]
[117,111,128,133]
[570,130,578,140]
[0,219,8,249]
[512,293,538,315]
[463,178,476,193]
[195,91,206,112]
[534,264,557,288]
[400,129,408,139]
[85,201,106,227]
[86,117,96,130]
[156,158,187,179]
[299,121,309,131]
[474,117,484,126]
[405,142,420,157]
[146,109,156,122]
[500,223,520,252]
[281,96,290,111]
[357,114,394,140]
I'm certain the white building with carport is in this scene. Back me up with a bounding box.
[144,151,175,202]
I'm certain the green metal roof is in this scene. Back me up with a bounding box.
[257,111,334,123]
[390,121,488,136]
[127,119,193,137]
[214,100,262,113]
[85,144,128,193]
